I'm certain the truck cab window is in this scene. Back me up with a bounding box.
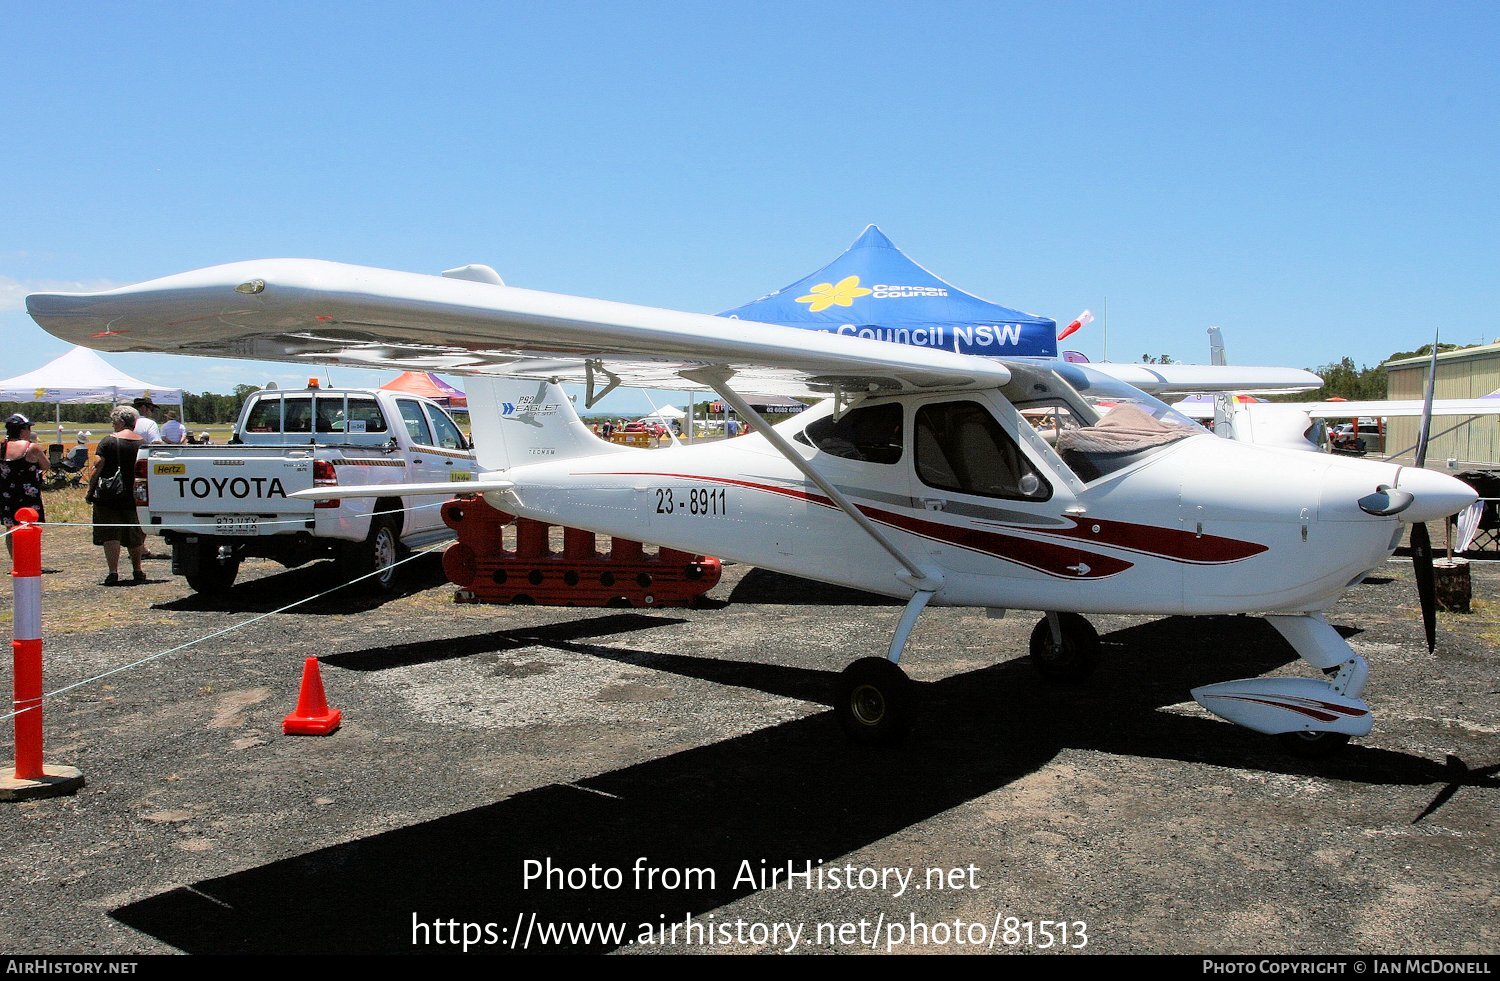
[914,400,1050,501]
[424,405,467,450]
[397,399,434,446]
[793,402,903,464]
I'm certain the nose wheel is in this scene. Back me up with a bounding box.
[1276,730,1352,759]
[835,657,913,745]
[1029,613,1101,684]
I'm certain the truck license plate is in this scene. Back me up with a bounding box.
[215,515,259,536]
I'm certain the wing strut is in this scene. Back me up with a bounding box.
[680,366,940,593]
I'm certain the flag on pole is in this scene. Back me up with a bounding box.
[1057,309,1094,341]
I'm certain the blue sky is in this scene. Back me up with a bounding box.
[4,1,1496,414]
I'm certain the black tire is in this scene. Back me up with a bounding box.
[834,657,912,745]
[340,515,401,594]
[1277,730,1351,759]
[186,542,240,596]
[1028,613,1101,684]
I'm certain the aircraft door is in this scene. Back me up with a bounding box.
[907,396,1090,603]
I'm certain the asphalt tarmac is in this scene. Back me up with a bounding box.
[1,531,1495,956]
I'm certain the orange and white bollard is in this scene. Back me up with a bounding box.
[2,507,84,801]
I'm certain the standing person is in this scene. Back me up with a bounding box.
[1,414,50,559]
[89,405,146,586]
[132,397,163,444]
[160,409,187,445]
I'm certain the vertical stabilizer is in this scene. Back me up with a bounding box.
[465,377,628,472]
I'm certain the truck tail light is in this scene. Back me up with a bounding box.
[312,460,339,509]
[134,458,149,506]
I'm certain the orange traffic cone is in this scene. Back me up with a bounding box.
[283,657,342,736]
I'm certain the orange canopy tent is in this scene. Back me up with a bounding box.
[378,371,467,409]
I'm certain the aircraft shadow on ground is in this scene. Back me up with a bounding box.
[151,554,450,615]
[725,568,904,607]
[111,615,1486,954]
[321,613,688,672]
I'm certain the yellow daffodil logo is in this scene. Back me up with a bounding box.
[796,275,872,313]
[33,388,47,399]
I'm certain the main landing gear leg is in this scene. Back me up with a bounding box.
[835,590,934,745]
[1191,614,1372,758]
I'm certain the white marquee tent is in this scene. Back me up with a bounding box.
[0,346,183,442]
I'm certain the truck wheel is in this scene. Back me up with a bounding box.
[341,516,401,594]
[186,542,240,596]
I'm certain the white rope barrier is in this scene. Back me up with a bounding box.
[1,499,457,723]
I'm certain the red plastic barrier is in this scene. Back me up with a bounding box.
[440,497,720,608]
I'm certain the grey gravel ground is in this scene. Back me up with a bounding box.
[1,526,1495,956]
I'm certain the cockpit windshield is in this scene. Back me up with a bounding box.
[1005,362,1206,483]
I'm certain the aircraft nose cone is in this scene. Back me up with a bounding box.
[1396,467,1478,523]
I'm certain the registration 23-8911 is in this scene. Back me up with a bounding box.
[654,487,728,516]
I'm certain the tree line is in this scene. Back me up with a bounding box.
[0,384,262,425]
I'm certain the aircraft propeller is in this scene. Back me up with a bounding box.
[1410,337,1441,653]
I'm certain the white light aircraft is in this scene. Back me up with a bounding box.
[27,260,1478,757]
[1176,327,1500,455]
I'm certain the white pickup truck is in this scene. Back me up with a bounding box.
[136,385,476,594]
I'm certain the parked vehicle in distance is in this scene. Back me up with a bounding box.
[1329,418,1384,455]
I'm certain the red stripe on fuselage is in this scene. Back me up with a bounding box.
[589,470,1130,580]
[1017,516,1268,565]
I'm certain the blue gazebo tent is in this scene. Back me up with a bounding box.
[719,225,1057,359]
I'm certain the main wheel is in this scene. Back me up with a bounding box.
[1277,730,1351,759]
[1028,613,1101,684]
[185,541,240,596]
[339,516,402,594]
[835,657,912,745]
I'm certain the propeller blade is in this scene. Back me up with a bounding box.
[1414,332,1439,469]
[1411,521,1437,653]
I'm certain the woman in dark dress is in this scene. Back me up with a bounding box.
[89,405,146,586]
[1,413,50,559]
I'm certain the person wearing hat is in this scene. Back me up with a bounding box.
[61,432,91,472]
[2,414,50,558]
[132,397,163,445]
[160,409,186,445]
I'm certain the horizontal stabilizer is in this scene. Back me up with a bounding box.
[290,477,516,500]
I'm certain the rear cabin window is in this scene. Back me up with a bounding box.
[345,396,388,434]
[243,397,280,433]
[282,396,313,434]
[914,401,1050,501]
[793,402,903,464]
[315,397,346,433]
[397,399,434,445]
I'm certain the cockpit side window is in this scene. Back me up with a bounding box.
[914,401,1050,501]
[794,402,903,464]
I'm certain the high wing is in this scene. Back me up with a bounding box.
[1173,398,1500,421]
[1298,399,1500,419]
[25,258,1011,399]
[1085,362,1320,395]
